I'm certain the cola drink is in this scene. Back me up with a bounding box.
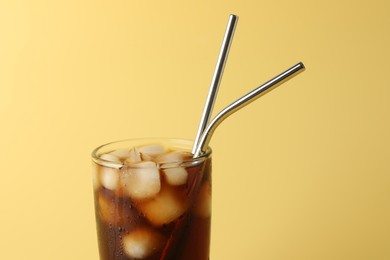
[92,139,212,260]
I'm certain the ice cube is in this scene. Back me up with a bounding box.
[109,149,132,160]
[156,150,192,163]
[123,227,165,259]
[100,153,122,163]
[125,147,142,164]
[138,144,165,156]
[163,167,188,186]
[98,154,121,190]
[100,153,123,169]
[193,182,211,218]
[140,152,153,161]
[138,186,188,226]
[155,151,182,163]
[122,161,161,200]
[157,151,189,185]
[100,167,119,191]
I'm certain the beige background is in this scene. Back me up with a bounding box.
[1,0,389,259]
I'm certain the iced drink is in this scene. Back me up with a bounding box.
[92,139,212,260]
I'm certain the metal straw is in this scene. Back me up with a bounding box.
[193,62,305,157]
[192,14,238,154]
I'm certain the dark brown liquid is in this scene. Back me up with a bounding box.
[94,157,211,260]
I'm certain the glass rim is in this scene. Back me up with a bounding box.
[91,137,212,169]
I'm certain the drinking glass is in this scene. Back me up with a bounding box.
[92,138,212,260]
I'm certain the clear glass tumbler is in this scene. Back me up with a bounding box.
[92,138,212,260]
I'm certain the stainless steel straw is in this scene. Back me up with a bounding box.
[192,14,238,154]
[193,62,305,157]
